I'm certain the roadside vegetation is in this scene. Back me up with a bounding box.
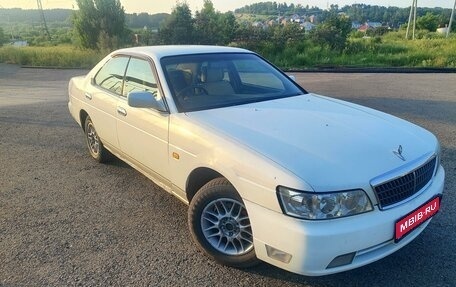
[0,0,455,69]
[241,30,456,69]
[0,45,102,68]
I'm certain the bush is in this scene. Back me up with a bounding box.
[350,30,365,39]
[310,13,352,51]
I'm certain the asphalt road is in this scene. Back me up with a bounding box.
[1,64,455,286]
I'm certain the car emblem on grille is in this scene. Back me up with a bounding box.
[393,145,406,161]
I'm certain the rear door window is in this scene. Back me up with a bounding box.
[94,56,129,95]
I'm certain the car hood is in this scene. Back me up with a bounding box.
[186,94,437,191]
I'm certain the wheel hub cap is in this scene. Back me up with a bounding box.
[220,217,240,238]
[201,198,253,256]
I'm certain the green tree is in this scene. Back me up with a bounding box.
[194,0,219,44]
[271,23,305,48]
[73,0,126,50]
[158,3,194,44]
[193,0,237,45]
[0,27,6,46]
[96,0,126,50]
[311,13,352,51]
[218,12,238,45]
[73,0,99,49]
[416,12,439,32]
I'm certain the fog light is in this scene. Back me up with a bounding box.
[327,252,356,268]
[265,245,292,264]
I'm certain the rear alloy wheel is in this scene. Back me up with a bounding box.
[84,116,111,163]
[188,177,259,268]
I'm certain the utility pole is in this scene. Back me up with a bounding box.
[406,0,417,40]
[447,0,456,38]
[36,0,51,40]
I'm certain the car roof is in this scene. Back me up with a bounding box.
[113,45,252,60]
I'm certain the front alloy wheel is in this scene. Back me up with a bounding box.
[188,178,259,268]
[201,198,253,256]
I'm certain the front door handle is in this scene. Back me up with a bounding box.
[117,106,127,116]
[85,93,92,100]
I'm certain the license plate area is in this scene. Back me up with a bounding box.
[395,196,441,242]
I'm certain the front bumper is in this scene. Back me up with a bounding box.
[245,165,445,276]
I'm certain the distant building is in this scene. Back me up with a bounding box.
[358,21,384,33]
[252,21,265,28]
[300,22,316,32]
[352,21,362,29]
[437,27,449,34]
[11,40,28,47]
[358,24,369,33]
[308,15,316,24]
[368,21,383,28]
[290,14,303,23]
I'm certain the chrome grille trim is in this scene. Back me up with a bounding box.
[372,155,437,210]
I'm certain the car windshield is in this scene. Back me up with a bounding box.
[161,53,306,112]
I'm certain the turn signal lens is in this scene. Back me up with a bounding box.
[265,245,292,263]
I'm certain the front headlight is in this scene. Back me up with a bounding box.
[277,186,373,220]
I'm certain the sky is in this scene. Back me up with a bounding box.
[0,0,454,14]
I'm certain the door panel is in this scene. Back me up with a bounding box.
[86,56,129,148]
[116,57,170,178]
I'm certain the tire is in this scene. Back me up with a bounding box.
[84,116,112,163]
[188,177,260,268]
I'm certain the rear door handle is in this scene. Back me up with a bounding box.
[85,93,92,100]
[117,106,127,116]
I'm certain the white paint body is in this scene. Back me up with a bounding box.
[68,46,445,276]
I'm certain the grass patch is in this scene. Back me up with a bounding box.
[337,33,456,68]
[248,32,456,69]
[0,45,103,68]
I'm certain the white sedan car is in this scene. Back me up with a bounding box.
[68,46,444,276]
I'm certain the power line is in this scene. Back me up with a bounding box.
[37,0,51,40]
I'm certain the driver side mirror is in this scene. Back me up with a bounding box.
[127,91,167,112]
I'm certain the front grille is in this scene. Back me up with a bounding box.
[374,157,436,209]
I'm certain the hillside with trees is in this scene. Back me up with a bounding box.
[0,0,455,69]
[0,8,169,28]
[235,2,453,28]
[0,7,169,46]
